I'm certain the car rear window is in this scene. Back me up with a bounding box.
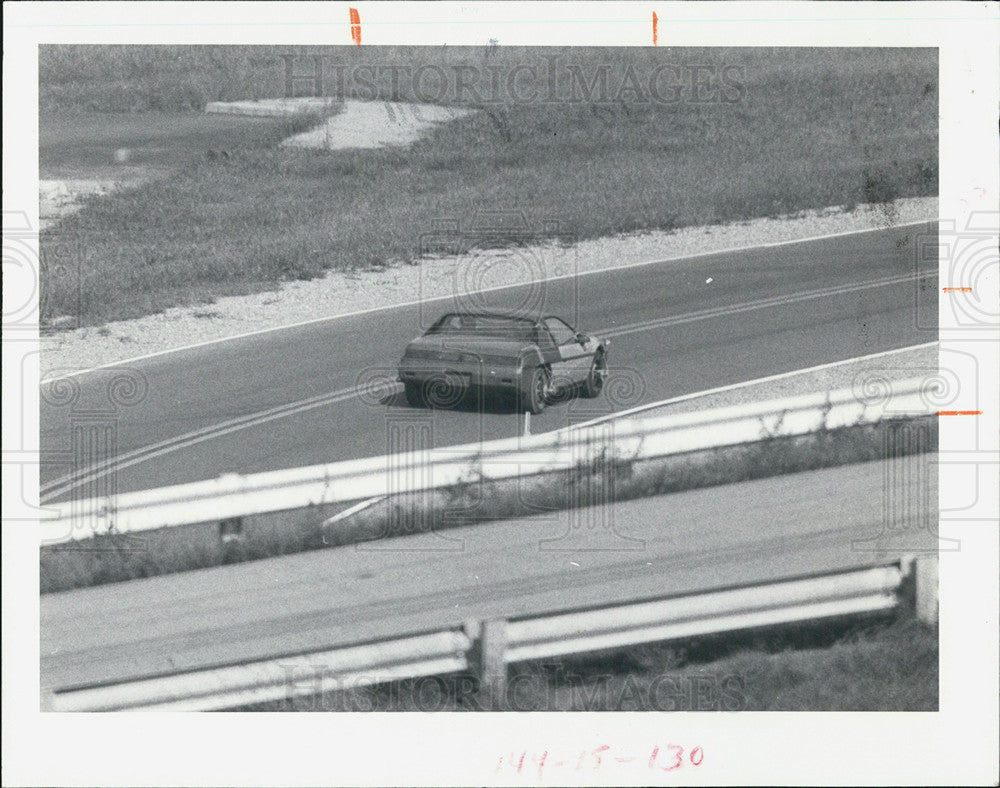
[427,314,536,342]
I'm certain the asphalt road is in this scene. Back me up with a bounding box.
[40,457,937,691]
[40,222,937,499]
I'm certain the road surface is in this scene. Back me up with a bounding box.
[40,222,938,498]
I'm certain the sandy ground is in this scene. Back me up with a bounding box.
[40,196,937,377]
[280,100,474,150]
[39,178,135,231]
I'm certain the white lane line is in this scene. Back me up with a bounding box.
[41,270,935,501]
[602,270,932,338]
[45,219,935,379]
[560,341,939,432]
[39,384,378,502]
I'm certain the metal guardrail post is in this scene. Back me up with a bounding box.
[899,554,939,625]
[914,554,939,625]
[477,618,508,711]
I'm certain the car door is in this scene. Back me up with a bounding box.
[542,316,592,383]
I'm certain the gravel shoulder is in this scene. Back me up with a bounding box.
[40,196,936,378]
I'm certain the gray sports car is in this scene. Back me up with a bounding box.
[397,312,609,413]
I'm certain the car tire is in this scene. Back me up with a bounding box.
[519,366,549,415]
[582,351,608,398]
[403,381,424,408]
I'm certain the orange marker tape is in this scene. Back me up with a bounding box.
[937,410,983,416]
[349,7,361,46]
[942,287,973,293]
[652,12,658,46]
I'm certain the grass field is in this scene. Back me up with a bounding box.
[40,45,293,113]
[251,616,937,711]
[40,110,330,181]
[38,46,937,327]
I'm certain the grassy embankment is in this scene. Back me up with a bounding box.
[39,46,937,327]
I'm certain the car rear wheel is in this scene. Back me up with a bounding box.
[519,366,549,415]
[582,351,608,398]
[403,381,424,408]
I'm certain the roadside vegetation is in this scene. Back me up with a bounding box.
[39,46,937,327]
[40,415,936,592]
[39,45,292,112]
[248,616,938,711]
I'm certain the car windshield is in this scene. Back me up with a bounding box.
[426,314,537,342]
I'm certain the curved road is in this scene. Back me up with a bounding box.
[40,222,937,499]
[41,458,936,691]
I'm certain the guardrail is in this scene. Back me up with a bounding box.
[42,378,936,544]
[46,556,937,712]
[50,630,473,712]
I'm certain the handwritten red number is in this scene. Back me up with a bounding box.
[590,745,611,769]
[650,744,684,771]
[534,751,548,778]
[690,746,704,766]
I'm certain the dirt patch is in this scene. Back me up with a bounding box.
[281,100,474,150]
[207,97,475,150]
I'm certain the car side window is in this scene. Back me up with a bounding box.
[543,317,577,345]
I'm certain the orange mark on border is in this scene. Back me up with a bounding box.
[937,410,983,416]
[942,287,972,293]
[349,7,362,46]
[652,12,658,46]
